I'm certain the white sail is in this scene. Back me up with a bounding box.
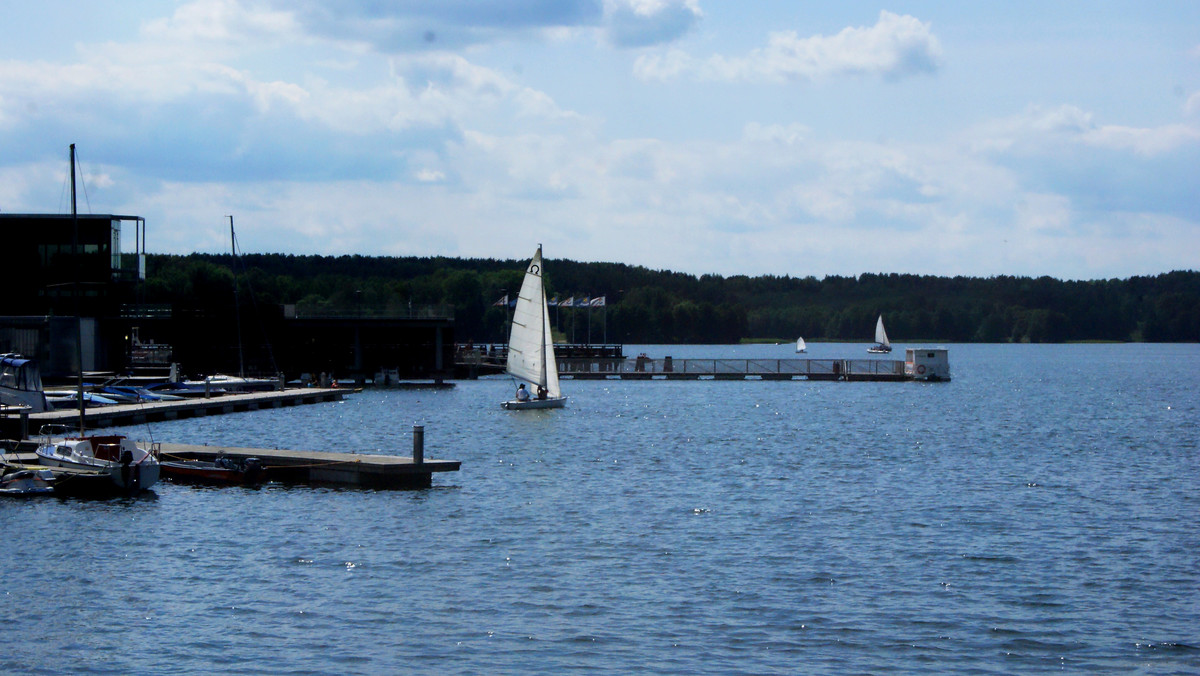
[875,315,890,347]
[505,246,561,398]
[796,337,806,353]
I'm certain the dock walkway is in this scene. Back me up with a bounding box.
[156,442,460,489]
[1,388,346,438]
[559,357,910,381]
[4,436,460,490]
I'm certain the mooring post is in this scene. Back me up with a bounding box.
[412,424,424,464]
[20,409,29,440]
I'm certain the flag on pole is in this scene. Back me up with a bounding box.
[589,296,606,307]
[560,296,575,307]
[493,294,508,307]
[577,297,590,307]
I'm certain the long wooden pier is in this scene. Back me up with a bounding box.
[558,357,912,381]
[155,441,460,489]
[3,437,460,490]
[0,388,347,438]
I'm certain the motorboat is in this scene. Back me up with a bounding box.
[160,454,264,485]
[0,468,56,497]
[36,428,160,494]
[0,354,50,412]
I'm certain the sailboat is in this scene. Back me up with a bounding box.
[868,315,892,354]
[501,245,566,410]
[34,144,160,493]
[795,337,807,353]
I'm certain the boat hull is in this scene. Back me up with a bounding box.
[35,437,160,493]
[501,396,567,410]
[37,453,161,492]
[0,469,56,497]
[161,458,263,485]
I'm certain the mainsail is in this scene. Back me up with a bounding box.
[875,315,890,348]
[505,246,561,398]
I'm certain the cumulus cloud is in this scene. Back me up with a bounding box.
[635,10,941,82]
[142,0,299,45]
[974,104,1200,157]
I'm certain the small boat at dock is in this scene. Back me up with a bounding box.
[0,354,50,413]
[0,467,56,497]
[36,427,160,494]
[160,454,264,485]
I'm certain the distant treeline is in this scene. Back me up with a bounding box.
[142,254,1200,344]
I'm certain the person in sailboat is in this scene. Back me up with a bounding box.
[516,383,530,402]
[536,385,547,400]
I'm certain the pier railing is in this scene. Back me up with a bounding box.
[557,357,906,380]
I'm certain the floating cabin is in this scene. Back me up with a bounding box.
[904,347,951,381]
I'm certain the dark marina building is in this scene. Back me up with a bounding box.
[0,213,454,383]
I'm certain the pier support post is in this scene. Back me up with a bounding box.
[20,409,29,440]
[412,424,424,464]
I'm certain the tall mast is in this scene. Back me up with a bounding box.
[229,215,245,378]
[538,244,546,387]
[71,144,85,434]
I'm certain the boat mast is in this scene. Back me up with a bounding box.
[71,144,85,435]
[229,215,245,378]
[538,244,547,388]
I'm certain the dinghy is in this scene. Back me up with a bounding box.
[501,245,566,410]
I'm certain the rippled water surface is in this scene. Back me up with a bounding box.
[3,343,1198,674]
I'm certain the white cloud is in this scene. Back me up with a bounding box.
[1,2,1197,280]
[971,104,1200,157]
[141,0,299,45]
[1183,90,1200,116]
[635,11,941,83]
[1082,123,1200,156]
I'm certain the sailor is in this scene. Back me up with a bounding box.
[536,385,547,400]
[516,384,530,402]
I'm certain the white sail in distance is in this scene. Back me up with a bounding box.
[875,315,890,347]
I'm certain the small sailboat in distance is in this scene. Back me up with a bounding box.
[868,315,892,354]
[795,337,807,353]
[501,245,566,410]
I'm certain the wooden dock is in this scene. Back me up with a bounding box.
[0,388,347,438]
[558,357,912,381]
[3,430,460,490]
[155,441,460,489]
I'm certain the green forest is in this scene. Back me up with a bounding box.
[142,253,1200,344]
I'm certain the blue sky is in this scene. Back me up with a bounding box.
[1,1,1197,279]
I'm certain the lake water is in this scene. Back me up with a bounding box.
[3,343,1198,674]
